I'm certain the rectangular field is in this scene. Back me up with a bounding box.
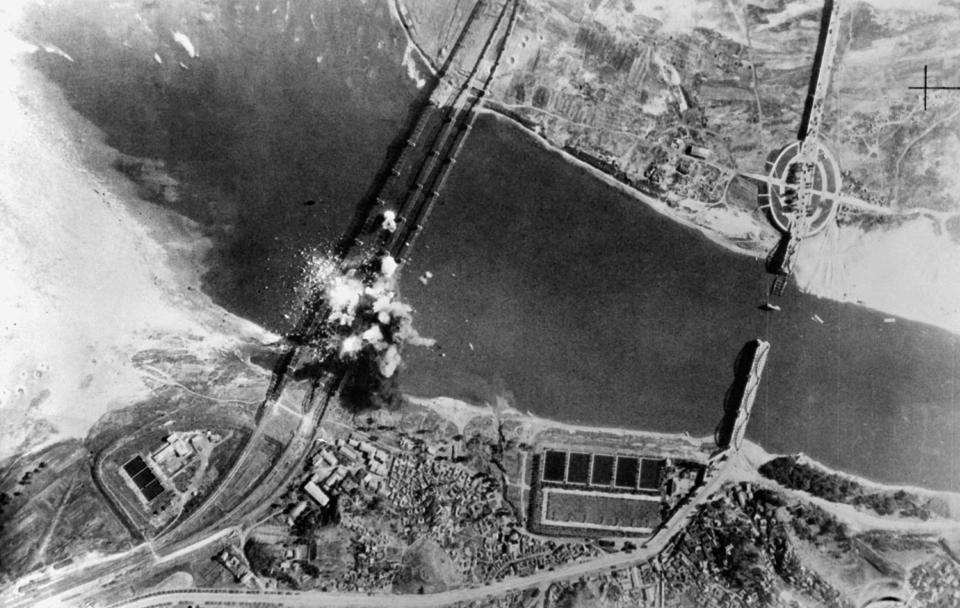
[591,455,615,486]
[123,456,163,501]
[639,459,664,490]
[567,452,590,484]
[542,489,661,533]
[615,457,639,488]
[539,450,665,491]
[543,451,566,482]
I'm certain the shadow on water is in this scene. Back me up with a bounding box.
[401,113,960,491]
[24,0,424,333]
[22,0,960,491]
[797,0,834,140]
[332,0,487,259]
[715,340,764,449]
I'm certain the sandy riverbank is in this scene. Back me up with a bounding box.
[406,394,707,447]
[795,219,960,335]
[408,392,960,517]
[0,23,276,459]
[383,0,774,264]
[791,452,960,517]
[481,104,960,338]
[478,108,771,260]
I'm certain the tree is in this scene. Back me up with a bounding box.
[244,540,276,576]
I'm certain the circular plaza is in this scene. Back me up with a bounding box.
[761,140,842,238]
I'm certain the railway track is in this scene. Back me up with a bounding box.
[766,0,840,283]
[152,0,518,550]
[9,3,522,605]
[333,0,490,261]
[384,0,519,263]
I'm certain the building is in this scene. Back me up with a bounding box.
[304,480,330,507]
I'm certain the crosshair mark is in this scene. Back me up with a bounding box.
[908,65,960,111]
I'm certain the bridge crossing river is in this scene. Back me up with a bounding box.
[85,0,522,584]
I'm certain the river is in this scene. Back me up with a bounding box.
[400,115,960,492]
[26,0,960,491]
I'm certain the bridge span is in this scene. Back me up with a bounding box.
[78,0,522,588]
[760,0,842,297]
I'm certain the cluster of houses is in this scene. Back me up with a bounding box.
[298,434,394,511]
[909,555,960,606]
[660,489,783,606]
[661,482,848,607]
[281,429,614,590]
[488,538,598,581]
[374,434,608,585]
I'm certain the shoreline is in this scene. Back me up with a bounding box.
[794,219,960,336]
[384,0,774,264]
[405,394,707,447]
[477,107,960,339]
[408,393,960,504]
[476,107,770,263]
[387,0,439,78]
[0,42,276,460]
[793,452,960,505]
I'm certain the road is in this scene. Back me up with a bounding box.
[786,0,839,238]
[761,0,841,284]
[103,450,740,608]
[154,527,239,565]
[149,0,517,553]
[382,0,518,264]
[29,469,80,570]
[3,4,522,607]
[9,439,737,608]
[14,351,721,608]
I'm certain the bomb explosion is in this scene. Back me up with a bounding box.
[301,252,434,384]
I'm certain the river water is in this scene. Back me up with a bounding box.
[27,0,960,491]
[400,114,960,491]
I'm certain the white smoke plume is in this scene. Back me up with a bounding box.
[381,210,397,233]
[380,254,398,278]
[301,252,435,378]
[340,335,362,356]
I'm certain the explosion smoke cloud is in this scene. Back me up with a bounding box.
[302,251,434,379]
[381,210,397,233]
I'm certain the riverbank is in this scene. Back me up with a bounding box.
[0,37,275,459]
[382,0,778,263]
[387,0,438,81]
[477,107,772,261]
[795,218,960,335]
[406,394,706,447]
[382,0,960,341]
[477,104,960,339]
[408,392,960,523]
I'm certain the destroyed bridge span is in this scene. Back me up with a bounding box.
[66,0,522,588]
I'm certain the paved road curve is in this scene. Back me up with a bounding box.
[106,453,738,608]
